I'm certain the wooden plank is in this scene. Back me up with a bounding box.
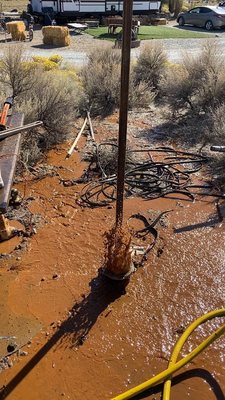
[0,113,24,214]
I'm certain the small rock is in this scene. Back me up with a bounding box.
[41,277,46,282]
[52,274,60,280]
[157,248,163,257]
[19,351,28,357]
[46,332,50,336]
[174,325,185,334]
[7,359,13,368]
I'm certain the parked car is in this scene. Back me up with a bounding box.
[177,6,225,31]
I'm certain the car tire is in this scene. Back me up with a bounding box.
[178,16,185,26]
[205,20,213,31]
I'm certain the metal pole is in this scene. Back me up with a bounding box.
[116,0,133,227]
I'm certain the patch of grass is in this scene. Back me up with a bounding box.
[86,25,212,40]
[86,27,116,41]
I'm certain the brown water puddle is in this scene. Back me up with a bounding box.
[0,139,224,400]
[0,271,41,361]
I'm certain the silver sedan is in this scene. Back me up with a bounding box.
[177,6,225,31]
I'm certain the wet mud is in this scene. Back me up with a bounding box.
[0,123,224,400]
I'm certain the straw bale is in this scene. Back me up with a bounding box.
[42,26,69,39]
[6,21,25,35]
[43,36,53,45]
[52,36,70,47]
[11,31,26,41]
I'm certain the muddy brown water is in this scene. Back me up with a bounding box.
[0,137,224,400]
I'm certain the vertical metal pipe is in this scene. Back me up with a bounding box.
[116,0,133,227]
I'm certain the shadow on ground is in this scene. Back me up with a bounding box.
[173,23,222,34]
[136,115,211,148]
[0,270,127,399]
[134,368,224,399]
[31,43,68,49]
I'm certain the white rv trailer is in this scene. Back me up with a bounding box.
[28,1,161,20]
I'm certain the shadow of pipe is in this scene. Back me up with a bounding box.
[133,368,224,399]
[174,217,219,233]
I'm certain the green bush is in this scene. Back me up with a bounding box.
[161,3,170,13]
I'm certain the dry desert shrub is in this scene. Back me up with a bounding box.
[0,44,34,98]
[16,70,81,157]
[210,104,225,146]
[161,41,225,115]
[129,79,156,109]
[79,47,121,117]
[80,47,155,116]
[0,45,83,167]
[133,42,167,92]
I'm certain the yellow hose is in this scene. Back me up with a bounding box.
[163,308,225,400]
[112,308,225,400]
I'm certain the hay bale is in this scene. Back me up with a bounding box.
[43,36,53,45]
[42,26,70,47]
[42,26,69,39]
[16,31,27,41]
[52,36,70,47]
[6,21,25,35]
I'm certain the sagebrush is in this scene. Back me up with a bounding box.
[0,45,82,167]
[161,41,225,115]
[133,42,167,93]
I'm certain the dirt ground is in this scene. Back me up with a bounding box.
[0,111,224,400]
[0,1,26,13]
[0,24,108,50]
